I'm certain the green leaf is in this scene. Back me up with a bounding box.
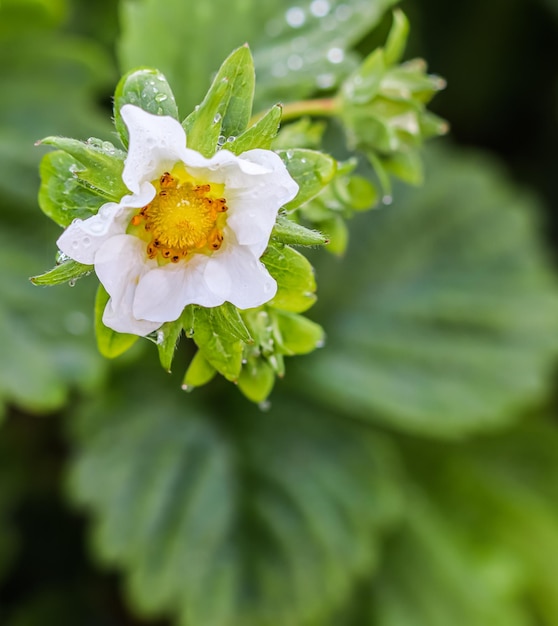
[271,215,328,246]
[30,259,93,286]
[68,379,402,626]
[297,146,558,437]
[228,104,282,155]
[383,10,410,67]
[113,68,179,148]
[38,136,128,201]
[156,319,183,373]
[182,46,255,157]
[262,244,317,313]
[0,228,105,416]
[370,493,528,626]
[94,285,139,359]
[38,151,106,227]
[274,310,325,355]
[320,216,349,256]
[279,149,337,211]
[192,306,245,381]
[237,356,276,403]
[182,349,217,390]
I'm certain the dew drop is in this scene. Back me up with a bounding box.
[71,240,79,249]
[56,250,70,264]
[242,358,248,365]
[227,136,236,143]
[258,400,271,411]
[68,279,76,287]
[286,149,294,159]
[316,73,335,89]
[82,236,91,247]
[102,141,115,153]
[310,0,330,17]
[156,330,165,345]
[194,105,200,111]
[263,281,274,293]
[382,195,393,205]
[213,113,222,123]
[327,47,344,64]
[181,384,193,392]
[287,54,303,71]
[185,327,195,337]
[155,93,168,102]
[286,6,305,28]
[316,338,325,348]
[217,135,226,146]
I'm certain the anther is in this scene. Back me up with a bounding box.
[131,215,143,226]
[160,172,175,187]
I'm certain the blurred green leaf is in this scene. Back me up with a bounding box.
[0,230,105,417]
[298,146,558,437]
[118,0,397,114]
[271,215,328,247]
[113,68,179,148]
[182,349,217,390]
[68,377,401,626]
[369,494,528,626]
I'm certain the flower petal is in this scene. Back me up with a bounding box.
[204,245,277,309]
[133,255,226,323]
[56,183,154,264]
[94,234,159,335]
[209,149,298,255]
[121,105,207,193]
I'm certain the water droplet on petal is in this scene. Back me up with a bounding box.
[71,240,79,249]
[263,281,274,293]
[82,236,91,247]
[285,6,305,27]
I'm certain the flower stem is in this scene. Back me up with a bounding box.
[251,98,339,125]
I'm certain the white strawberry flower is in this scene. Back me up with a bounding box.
[57,105,299,336]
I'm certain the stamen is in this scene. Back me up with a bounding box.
[129,170,228,264]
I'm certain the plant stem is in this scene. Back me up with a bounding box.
[251,98,339,125]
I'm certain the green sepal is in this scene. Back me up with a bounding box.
[271,215,328,247]
[274,310,325,355]
[193,306,245,381]
[237,356,275,403]
[182,350,217,390]
[94,285,139,359]
[384,9,410,67]
[182,45,255,157]
[38,136,128,202]
[113,68,179,148]
[227,104,282,155]
[156,319,183,373]
[278,149,337,211]
[38,151,107,227]
[30,259,93,286]
[262,244,317,313]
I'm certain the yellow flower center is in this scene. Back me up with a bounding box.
[129,164,228,263]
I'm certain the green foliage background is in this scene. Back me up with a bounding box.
[1,0,558,624]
